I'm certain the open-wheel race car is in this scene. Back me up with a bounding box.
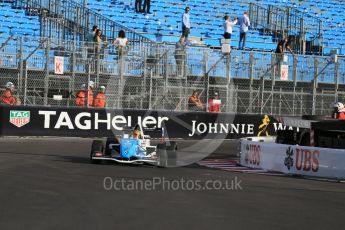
[90,124,177,167]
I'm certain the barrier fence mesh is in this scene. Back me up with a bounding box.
[0,34,344,116]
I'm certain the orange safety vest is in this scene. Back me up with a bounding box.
[208,98,220,113]
[75,90,86,107]
[338,112,345,120]
[1,89,16,105]
[87,89,94,107]
[93,92,106,108]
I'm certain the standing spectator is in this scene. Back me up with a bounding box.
[182,7,191,39]
[143,0,151,14]
[223,15,238,39]
[87,25,98,56]
[237,12,250,50]
[94,29,104,56]
[188,90,204,111]
[208,92,221,113]
[75,81,94,107]
[87,81,95,107]
[94,86,106,108]
[135,0,142,13]
[174,36,187,76]
[75,84,86,107]
[1,82,17,105]
[113,30,129,60]
[275,37,293,74]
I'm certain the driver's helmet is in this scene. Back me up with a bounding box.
[5,82,14,91]
[334,102,345,112]
[132,129,141,139]
[81,84,86,90]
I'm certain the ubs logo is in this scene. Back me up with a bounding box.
[284,147,320,172]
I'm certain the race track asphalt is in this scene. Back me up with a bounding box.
[0,137,344,230]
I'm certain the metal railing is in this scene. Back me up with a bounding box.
[0,34,344,116]
[15,0,154,45]
[249,2,323,54]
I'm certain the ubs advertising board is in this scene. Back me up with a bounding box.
[0,105,289,139]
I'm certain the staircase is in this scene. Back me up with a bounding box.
[14,0,154,45]
[249,2,324,54]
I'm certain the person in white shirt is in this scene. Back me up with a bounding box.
[223,15,238,39]
[113,30,129,59]
[182,7,191,39]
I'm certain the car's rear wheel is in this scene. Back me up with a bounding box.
[156,141,177,167]
[90,140,104,164]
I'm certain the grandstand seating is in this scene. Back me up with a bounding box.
[82,0,345,54]
[0,0,344,54]
[0,0,344,84]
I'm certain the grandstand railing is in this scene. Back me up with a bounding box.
[14,0,154,45]
[249,2,323,54]
[0,34,344,116]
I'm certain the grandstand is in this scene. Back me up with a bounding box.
[0,0,344,116]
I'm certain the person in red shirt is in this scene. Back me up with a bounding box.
[332,102,345,120]
[87,81,94,107]
[188,90,204,111]
[75,84,86,107]
[1,82,17,105]
[208,92,221,113]
[76,81,95,107]
[94,86,106,108]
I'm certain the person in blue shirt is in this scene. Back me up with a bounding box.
[182,7,191,39]
[237,12,250,50]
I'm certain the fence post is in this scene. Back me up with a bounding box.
[248,51,254,113]
[334,58,339,102]
[44,39,50,106]
[292,55,298,115]
[18,36,24,98]
[312,57,318,115]
[23,60,28,106]
[70,41,76,107]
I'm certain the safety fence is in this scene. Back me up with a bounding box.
[0,34,344,116]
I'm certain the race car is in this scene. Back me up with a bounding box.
[90,124,177,167]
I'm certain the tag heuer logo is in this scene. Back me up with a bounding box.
[10,111,30,128]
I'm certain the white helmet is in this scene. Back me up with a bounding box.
[81,84,86,90]
[100,86,106,92]
[88,81,95,88]
[5,82,14,90]
[334,102,345,112]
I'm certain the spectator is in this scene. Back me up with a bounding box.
[332,102,345,120]
[1,82,17,105]
[94,86,106,108]
[87,25,98,56]
[143,0,151,14]
[174,36,187,76]
[237,12,250,50]
[75,84,86,107]
[208,92,221,113]
[223,15,237,39]
[113,30,128,59]
[188,90,204,111]
[182,7,191,39]
[75,81,94,107]
[87,81,95,107]
[135,0,142,13]
[94,29,104,56]
[275,37,293,74]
